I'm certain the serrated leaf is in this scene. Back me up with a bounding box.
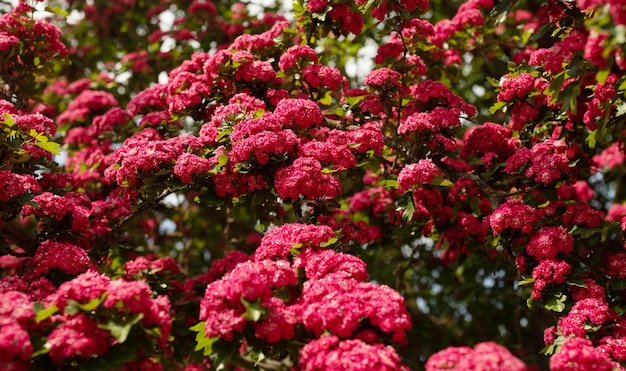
[191,321,220,355]
[544,293,567,312]
[540,343,557,355]
[586,129,597,149]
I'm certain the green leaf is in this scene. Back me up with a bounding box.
[319,237,338,247]
[217,153,228,168]
[517,277,535,287]
[489,101,507,115]
[397,192,416,222]
[35,303,58,322]
[431,177,453,187]
[319,91,332,105]
[358,0,378,13]
[35,140,61,155]
[2,113,16,127]
[544,293,567,312]
[540,343,557,356]
[191,322,220,355]
[241,298,266,322]
[379,179,399,188]
[531,23,555,41]
[586,129,597,149]
[469,196,482,216]
[545,71,566,103]
[99,313,144,343]
[292,0,303,14]
[490,0,514,25]
[45,5,69,16]
[212,339,238,371]
[596,69,610,84]
[344,95,366,107]
[248,350,267,366]
[78,297,103,311]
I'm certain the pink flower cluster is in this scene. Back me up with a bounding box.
[198,222,412,367]
[229,117,299,165]
[49,271,172,360]
[550,338,615,371]
[429,0,492,47]
[462,122,517,165]
[398,80,477,135]
[557,297,612,338]
[526,226,574,261]
[296,275,412,342]
[298,336,410,371]
[274,98,325,129]
[488,199,540,235]
[200,259,297,341]
[0,5,67,65]
[274,157,342,200]
[47,313,111,363]
[278,45,318,71]
[0,291,34,370]
[531,259,571,299]
[505,139,573,184]
[398,159,443,191]
[529,29,587,74]
[254,223,335,261]
[57,90,119,126]
[594,142,625,170]
[124,256,181,278]
[0,170,40,203]
[425,341,526,370]
[498,73,535,102]
[23,192,95,233]
[328,4,364,35]
[30,241,95,277]
[105,129,203,187]
[293,248,368,281]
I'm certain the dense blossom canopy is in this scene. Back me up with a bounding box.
[3,0,626,369]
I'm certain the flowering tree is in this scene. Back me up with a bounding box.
[3,0,626,369]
